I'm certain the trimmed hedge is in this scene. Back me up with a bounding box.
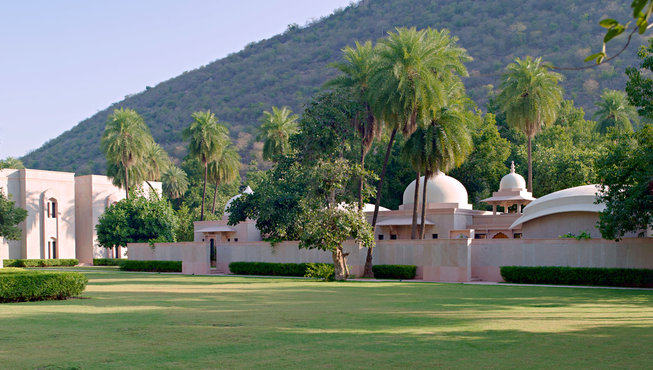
[229,262,332,277]
[500,266,653,288]
[3,259,78,267]
[119,260,182,272]
[372,264,417,280]
[0,270,88,303]
[93,258,123,266]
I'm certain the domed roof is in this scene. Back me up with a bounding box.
[402,171,470,209]
[499,161,526,190]
[510,184,604,229]
[224,186,253,213]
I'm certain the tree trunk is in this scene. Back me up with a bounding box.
[410,171,420,239]
[200,163,208,221]
[124,165,129,199]
[358,141,365,211]
[331,246,348,281]
[365,128,398,278]
[211,181,219,214]
[420,171,430,239]
[527,136,533,193]
[145,181,159,198]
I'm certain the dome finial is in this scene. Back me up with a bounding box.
[510,161,515,173]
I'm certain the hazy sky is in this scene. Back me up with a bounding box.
[0,0,353,158]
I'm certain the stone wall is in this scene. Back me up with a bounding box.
[127,242,209,275]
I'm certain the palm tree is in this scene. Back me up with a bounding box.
[326,41,382,210]
[496,56,563,192]
[183,110,229,220]
[594,89,639,133]
[401,128,427,239]
[162,166,189,199]
[101,108,151,198]
[209,145,241,214]
[142,141,170,195]
[258,106,299,161]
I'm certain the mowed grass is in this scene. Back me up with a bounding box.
[1,270,652,368]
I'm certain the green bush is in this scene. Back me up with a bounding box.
[119,260,182,272]
[3,259,78,267]
[304,263,335,281]
[372,265,417,280]
[500,266,653,288]
[92,258,123,266]
[228,262,332,277]
[0,270,88,303]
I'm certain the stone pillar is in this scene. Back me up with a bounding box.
[492,204,497,215]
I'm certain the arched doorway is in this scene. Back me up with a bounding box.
[492,232,509,239]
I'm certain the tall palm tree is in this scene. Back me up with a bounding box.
[142,141,170,195]
[594,89,639,133]
[258,106,299,161]
[326,41,382,210]
[496,56,563,192]
[101,108,151,198]
[209,145,241,214]
[162,166,189,199]
[401,128,427,239]
[183,110,229,220]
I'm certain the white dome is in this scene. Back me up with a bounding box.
[510,184,604,229]
[224,186,253,213]
[499,161,526,190]
[402,171,470,209]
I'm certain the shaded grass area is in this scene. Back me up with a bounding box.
[1,270,651,368]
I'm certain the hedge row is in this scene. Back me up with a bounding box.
[119,260,182,272]
[3,259,78,267]
[500,266,653,288]
[229,262,331,277]
[0,270,88,303]
[92,258,123,266]
[372,265,417,280]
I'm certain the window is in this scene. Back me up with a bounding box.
[234,238,238,242]
[227,238,231,242]
[513,233,522,239]
[46,200,57,218]
[378,235,384,240]
[432,234,438,239]
[474,234,486,239]
[390,234,397,240]
[47,239,57,259]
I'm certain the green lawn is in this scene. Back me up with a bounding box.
[1,269,652,368]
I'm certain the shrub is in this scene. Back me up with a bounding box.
[3,259,78,268]
[500,266,653,288]
[92,258,123,266]
[304,263,335,281]
[0,270,88,303]
[228,262,332,277]
[372,265,417,280]
[119,260,182,272]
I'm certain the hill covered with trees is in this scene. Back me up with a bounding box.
[21,0,644,174]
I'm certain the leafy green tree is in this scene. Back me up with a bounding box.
[101,108,151,198]
[595,124,653,240]
[183,110,229,220]
[162,166,189,199]
[173,204,198,242]
[0,189,27,240]
[258,106,299,161]
[209,145,241,214]
[496,56,563,192]
[96,192,177,249]
[594,89,639,133]
[626,40,653,120]
[0,157,25,170]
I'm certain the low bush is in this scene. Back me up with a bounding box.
[119,260,182,272]
[0,269,88,303]
[500,266,653,288]
[92,258,123,266]
[229,262,332,277]
[372,265,417,280]
[3,259,78,268]
[304,263,335,281]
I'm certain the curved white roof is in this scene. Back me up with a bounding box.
[402,171,470,209]
[224,186,253,213]
[510,184,604,229]
[500,162,526,190]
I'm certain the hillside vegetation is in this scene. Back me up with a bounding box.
[22,0,643,174]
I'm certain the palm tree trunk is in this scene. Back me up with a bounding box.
[211,181,219,214]
[410,171,420,239]
[527,136,533,193]
[124,165,129,199]
[358,141,365,211]
[200,163,208,221]
[364,127,398,278]
[145,181,159,198]
[420,171,430,239]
